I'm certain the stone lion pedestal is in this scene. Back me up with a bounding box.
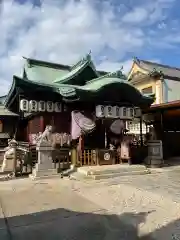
[29,141,59,180]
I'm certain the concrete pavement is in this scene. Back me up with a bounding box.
[1,172,180,239]
[0,178,146,240]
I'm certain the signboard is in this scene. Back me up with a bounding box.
[20,99,67,113]
[95,105,135,120]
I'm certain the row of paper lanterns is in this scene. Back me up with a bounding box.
[19,99,67,112]
[95,105,141,119]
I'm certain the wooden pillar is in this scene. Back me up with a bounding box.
[40,116,44,132]
[160,111,164,140]
[71,148,77,166]
[140,115,143,146]
[160,110,165,158]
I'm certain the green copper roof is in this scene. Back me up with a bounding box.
[56,70,154,106]
[23,53,100,86]
[53,53,99,84]
[24,60,69,84]
[5,55,154,109]
[53,58,89,84]
[83,70,127,90]
[0,95,7,105]
[0,105,18,116]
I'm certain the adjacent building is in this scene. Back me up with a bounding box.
[128,57,180,104]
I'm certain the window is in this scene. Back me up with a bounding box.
[141,86,153,95]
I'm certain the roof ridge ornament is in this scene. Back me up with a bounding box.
[71,51,92,71]
[83,51,92,62]
[149,68,164,77]
[106,69,127,80]
[133,56,140,63]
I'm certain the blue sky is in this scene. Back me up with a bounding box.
[0,0,180,95]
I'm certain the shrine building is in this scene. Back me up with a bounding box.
[2,53,154,167]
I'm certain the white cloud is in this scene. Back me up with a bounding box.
[122,7,148,23]
[98,59,133,74]
[0,0,178,95]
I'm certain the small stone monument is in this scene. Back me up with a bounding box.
[29,126,59,180]
[147,140,163,167]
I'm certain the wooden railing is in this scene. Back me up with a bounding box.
[52,148,71,172]
[78,149,97,166]
[78,148,143,166]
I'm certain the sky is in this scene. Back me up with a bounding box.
[0,0,180,95]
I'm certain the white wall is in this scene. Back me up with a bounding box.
[163,79,180,103]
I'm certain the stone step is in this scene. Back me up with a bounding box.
[72,168,150,181]
[91,169,150,180]
[29,173,61,180]
[70,172,93,181]
[77,164,147,176]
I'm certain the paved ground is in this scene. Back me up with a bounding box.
[101,169,180,202]
[1,171,180,239]
[0,178,149,240]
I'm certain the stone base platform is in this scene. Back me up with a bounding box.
[72,164,150,180]
[29,168,60,180]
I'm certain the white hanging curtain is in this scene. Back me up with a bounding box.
[71,111,96,140]
[110,119,125,134]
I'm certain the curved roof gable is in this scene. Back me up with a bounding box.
[57,70,154,107]
[53,53,99,85]
[134,58,180,80]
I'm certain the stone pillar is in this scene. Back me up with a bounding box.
[146,140,164,168]
[29,142,59,180]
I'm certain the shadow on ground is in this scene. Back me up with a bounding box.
[0,207,180,239]
[0,208,154,240]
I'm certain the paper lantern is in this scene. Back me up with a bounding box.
[54,102,62,112]
[104,105,113,118]
[127,108,134,119]
[29,100,38,112]
[63,104,67,112]
[120,107,127,119]
[112,106,120,118]
[134,107,141,118]
[46,101,54,112]
[95,105,105,118]
[38,101,46,112]
[19,99,29,112]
